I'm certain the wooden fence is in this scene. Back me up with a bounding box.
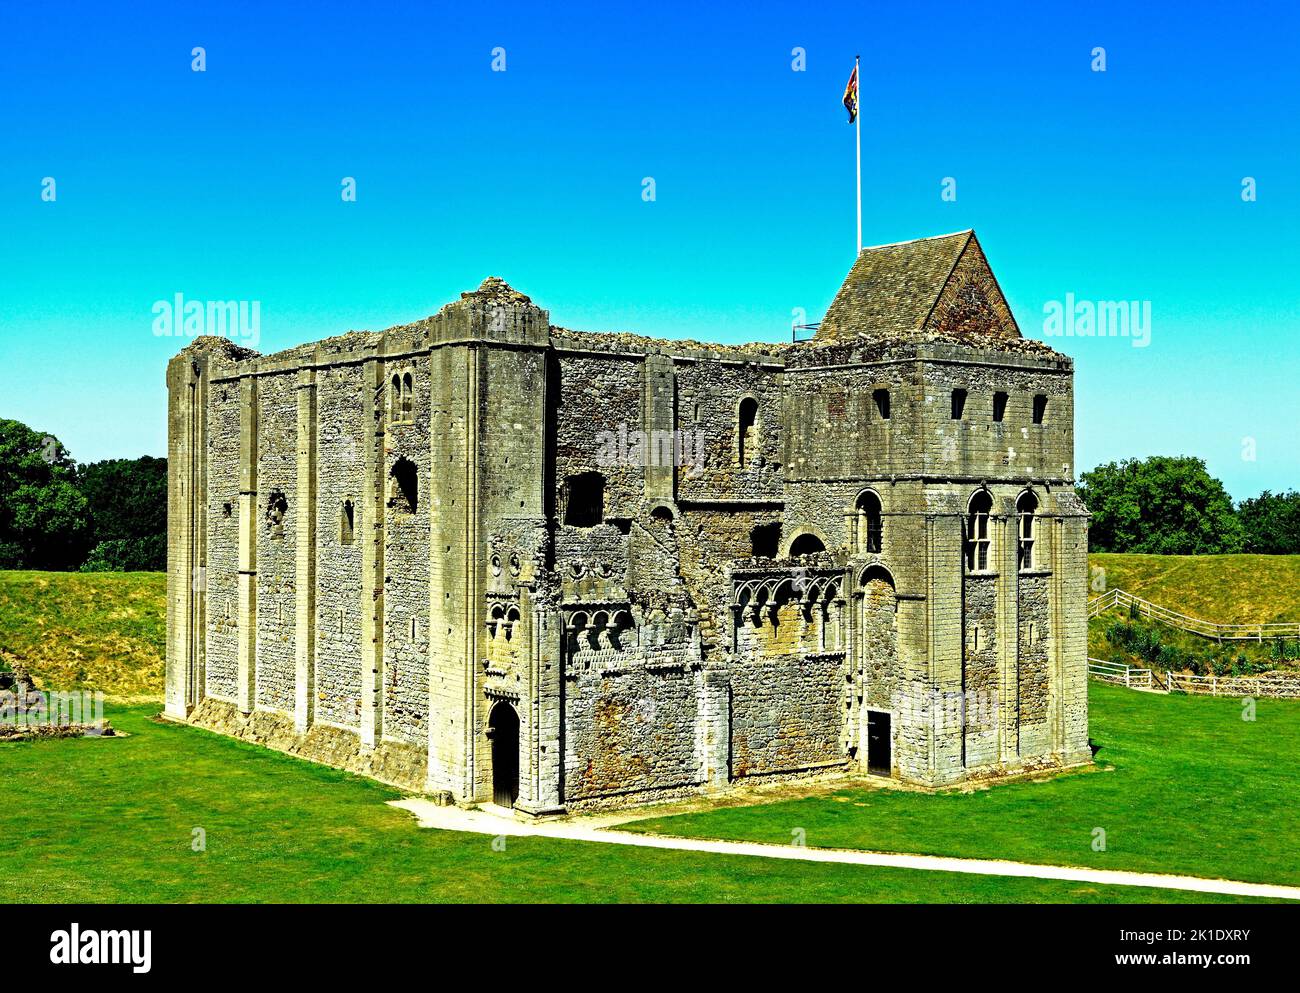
[1087,657,1300,698]
[1163,671,1300,699]
[1087,657,1157,690]
[1087,587,1300,642]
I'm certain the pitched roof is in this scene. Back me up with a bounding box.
[816,230,1021,344]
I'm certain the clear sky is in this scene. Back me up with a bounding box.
[2,0,1296,500]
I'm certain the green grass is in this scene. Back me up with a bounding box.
[626,681,1300,891]
[0,700,1268,904]
[0,570,165,697]
[1088,553,1300,625]
[2,564,1296,902]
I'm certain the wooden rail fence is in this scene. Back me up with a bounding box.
[1087,587,1300,642]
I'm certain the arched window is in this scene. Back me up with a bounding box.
[789,532,826,558]
[389,457,418,514]
[650,505,674,524]
[401,372,413,420]
[737,397,759,468]
[856,491,883,554]
[567,612,590,655]
[1017,491,1038,570]
[965,491,992,572]
[390,374,402,421]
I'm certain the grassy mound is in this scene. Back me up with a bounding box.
[1088,553,1300,625]
[0,570,164,698]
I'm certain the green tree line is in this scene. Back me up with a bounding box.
[1079,456,1300,554]
[0,419,166,571]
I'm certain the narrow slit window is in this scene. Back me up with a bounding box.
[992,391,1008,422]
[1032,394,1048,424]
[950,388,967,420]
[873,389,890,420]
[340,499,355,545]
[737,397,759,468]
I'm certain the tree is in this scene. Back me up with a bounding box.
[1078,456,1244,554]
[0,419,92,569]
[1238,490,1300,554]
[78,456,167,569]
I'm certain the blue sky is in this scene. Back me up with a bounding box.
[2,0,1296,500]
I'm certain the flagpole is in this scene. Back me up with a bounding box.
[855,54,862,254]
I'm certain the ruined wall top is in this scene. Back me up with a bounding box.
[169,235,1072,376]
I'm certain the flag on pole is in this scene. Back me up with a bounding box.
[842,64,859,123]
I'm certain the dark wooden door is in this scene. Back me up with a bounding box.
[490,703,519,807]
[867,710,891,776]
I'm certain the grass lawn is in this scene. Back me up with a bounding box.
[0,700,1268,904]
[1088,553,1300,625]
[0,570,165,697]
[627,681,1300,889]
[1,565,1296,902]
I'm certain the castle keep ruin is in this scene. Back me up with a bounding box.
[166,230,1091,812]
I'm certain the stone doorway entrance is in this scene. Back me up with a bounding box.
[489,702,519,807]
[867,710,891,776]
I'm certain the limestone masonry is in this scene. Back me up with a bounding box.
[166,230,1091,813]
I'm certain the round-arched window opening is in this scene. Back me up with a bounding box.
[1017,491,1039,571]
[965,490,994,572]
[737,396,759,468]
[789,533,826,558]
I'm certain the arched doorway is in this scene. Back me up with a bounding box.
[859,565,898,777]
[488,702,519,807]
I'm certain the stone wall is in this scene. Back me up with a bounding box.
[254,371,298,715]
[205,392,241,701]
[314,363,365,729]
